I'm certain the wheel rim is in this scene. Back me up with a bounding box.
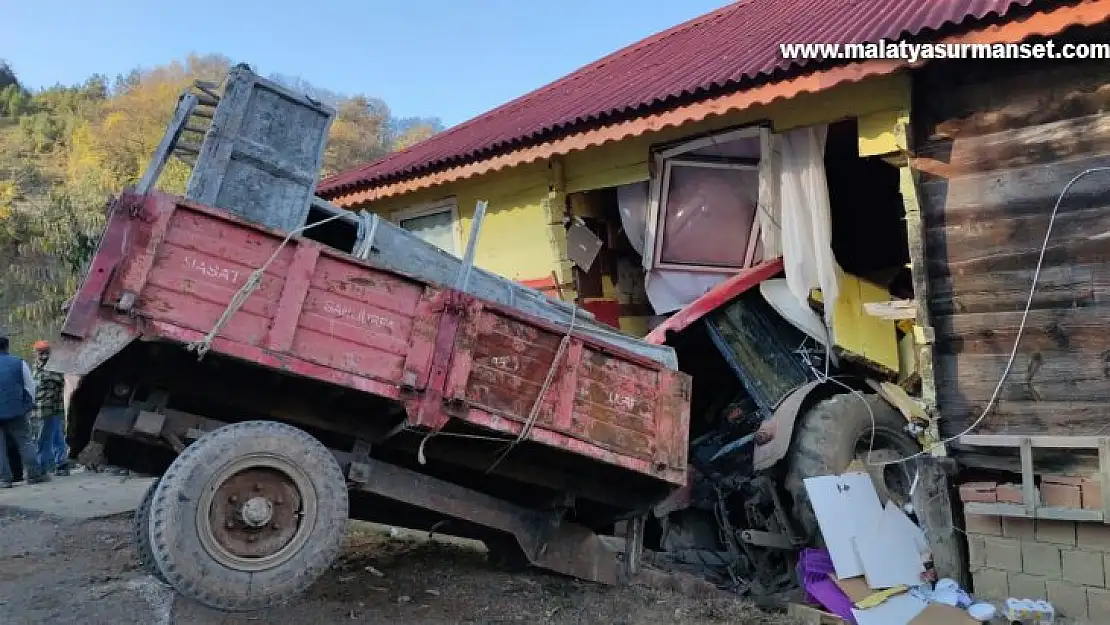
[197,453,317,572]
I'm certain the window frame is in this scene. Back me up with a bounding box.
[643,126,771,273]
[392,197,462,256]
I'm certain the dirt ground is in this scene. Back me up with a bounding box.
[0,506,798,625]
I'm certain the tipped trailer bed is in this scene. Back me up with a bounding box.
[51,189,691,611]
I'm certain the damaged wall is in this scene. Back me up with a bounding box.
[912,40,1110,441]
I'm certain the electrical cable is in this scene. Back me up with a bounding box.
[852,166,1110,467]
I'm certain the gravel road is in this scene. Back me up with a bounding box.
[0,507,796,625]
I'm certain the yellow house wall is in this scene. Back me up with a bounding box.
[350,72,913,337]
[353,161,562,285]
[563,72,911,193]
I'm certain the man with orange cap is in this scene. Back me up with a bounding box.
[32,341,68,476]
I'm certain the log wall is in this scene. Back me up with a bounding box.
[912,41,1110,440]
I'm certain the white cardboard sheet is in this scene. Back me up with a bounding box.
[853,502,926,589]
[802,473,884,579]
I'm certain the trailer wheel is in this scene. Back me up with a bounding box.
[133,478,165,582]
[784,393,919,542]
[148,421,349,611]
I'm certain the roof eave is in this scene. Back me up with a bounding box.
[324,0,1110,206]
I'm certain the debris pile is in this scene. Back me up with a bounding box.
[790,472,1046,624]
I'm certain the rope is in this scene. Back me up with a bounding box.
[353,210,378,260]
[485,304,580,474]
[185,211,347,360]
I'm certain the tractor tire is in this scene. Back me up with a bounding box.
[784,393,920,542]
[133,478,165,582]
[148,421,349,612]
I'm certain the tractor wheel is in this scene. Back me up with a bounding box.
[148,421,349,611]
[133,478,165,582]
[783,393,920,542]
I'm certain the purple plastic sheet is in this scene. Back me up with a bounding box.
[797,547,857,624]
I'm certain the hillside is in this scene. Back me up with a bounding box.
[0,54,439,357]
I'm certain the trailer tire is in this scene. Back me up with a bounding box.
[148,420,349,612]
[784,393,919,542]
[133,478,165,582]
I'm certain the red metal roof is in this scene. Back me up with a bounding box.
[318,0,1038,196]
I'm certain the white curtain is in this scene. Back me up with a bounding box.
[777,125,842,325]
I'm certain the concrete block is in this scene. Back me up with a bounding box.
[1064,549,1106,587]
[1042,482,1083,508]
[1002,517,1035,540]
[1047,581,1089,621]
[973,568,1009,601]
[1078,523,1110,552]
[968,535,986,572]
[1022,541,1062,579]
[1089,587,1110,622]
[960,481,997,503]
[1035,519,1077,546]
[1009,573,1048,599]
[965,512,1002,536]
[984,536,1023,572]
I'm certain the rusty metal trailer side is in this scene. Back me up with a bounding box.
[55,190,691,487]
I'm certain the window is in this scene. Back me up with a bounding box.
[393,198,460,256]
[643,126,771,273]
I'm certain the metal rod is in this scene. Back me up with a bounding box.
[455,200,488,292]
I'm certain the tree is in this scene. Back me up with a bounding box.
[0,54,442,354]
[323,95,392,176]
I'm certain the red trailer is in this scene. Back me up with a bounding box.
[53,189,691,611]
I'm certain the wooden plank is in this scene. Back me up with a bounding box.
[918,152,1110,224]
[961,434,1106,449]
[898,166,938,419]
[935,352,1110,389]
[1100,438,1110,524]
[941,400,1110,437]
[1021,438,1036,515]
[963,502,1103,522]
[863,299,917,320]
[929,264,1098,317]
[916,58,1110,139]
[943,112,1110,177]
[926,205,1110,266]
[935,81,1110,140]
[933,306,1110,354]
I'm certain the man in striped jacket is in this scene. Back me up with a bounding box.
[32,341,68,476]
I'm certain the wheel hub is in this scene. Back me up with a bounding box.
[201,462,311,570]
[241,496,274,527]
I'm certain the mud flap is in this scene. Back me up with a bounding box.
[46,320,137,376]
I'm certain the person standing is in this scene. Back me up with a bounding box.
[32,341,68,476]
[0,335,48,487]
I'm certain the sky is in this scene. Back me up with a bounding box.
[3,0,733,127]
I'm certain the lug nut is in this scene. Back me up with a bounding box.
[229,495,238,504]
[226,521,235,529]
[272,522,281,530]
[252,483,261,492]
[247,535,258,542]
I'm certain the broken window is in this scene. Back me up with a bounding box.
[644,126,770,273]
[394,198,459,256]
